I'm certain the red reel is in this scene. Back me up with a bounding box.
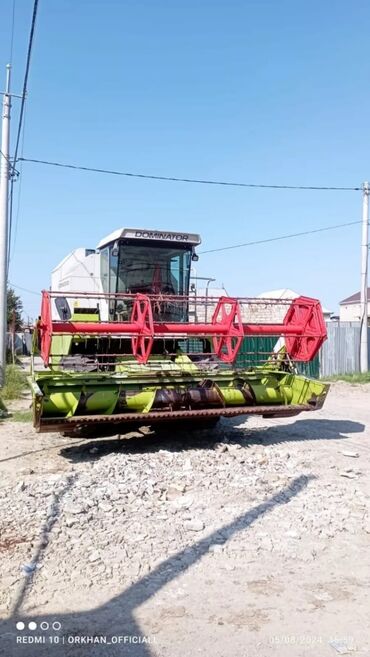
[131,294,154,364]
[283,296,327,361]
[211,297,244,363]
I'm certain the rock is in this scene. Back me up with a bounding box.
[172,496,194,511]
[140,426,154,435]
[314,590,333,602]
[329,639,356,654]
[94,563,106,574]
[21,562,40,576]
[64,504,86,515]
[99,502,112,513]
[223,563,235,571]
[227,443,242,453]
[140,563,151,575]
[183,519,205,532]
[285,530,300,539]
[166,485,186,501]
[109,492,121,502]
[88,551,101,563]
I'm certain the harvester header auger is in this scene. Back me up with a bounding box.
[30,227,329,434]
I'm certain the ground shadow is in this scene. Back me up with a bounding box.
[0,475,313,657]
[9,474,78,617]
[0,440,88,464]
[59,417,365,463]
[231,417,365,446]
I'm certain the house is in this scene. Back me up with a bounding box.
[339,289,370,322]
[257,288,332,322]
[190,286,228,322]
[190,285,332,323]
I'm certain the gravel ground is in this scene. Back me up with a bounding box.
[0,382,369,657]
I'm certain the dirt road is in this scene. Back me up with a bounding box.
[0,382,369,657]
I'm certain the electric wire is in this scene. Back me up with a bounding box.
[12,0,39,167]
[0,149,19,177]
[200,220,363,254]
[8,219,363,297]
[10,107,26,260]
[8,0,39,262]
[18,157,361,192]
[9,282,39,296]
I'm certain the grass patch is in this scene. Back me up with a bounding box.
[323,372,370,384]
[10,410,33,422]
[0,365,28,400]
[9,411,32,422]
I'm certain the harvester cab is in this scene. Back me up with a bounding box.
[31,227,330,435]
[51,228,200,324]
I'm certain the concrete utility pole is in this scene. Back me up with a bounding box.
[360,181,369,373]
[0,65,11,387]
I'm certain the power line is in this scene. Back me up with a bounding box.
[18,157,361,192]
[9,106,26,262]
[0,149,19,177]
[9,282,39,296]
[8,0,39,261]
[200,220,363,254]
[8,219,363,295]
[13,0,39,166]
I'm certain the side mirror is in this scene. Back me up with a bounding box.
[192,253,199,262]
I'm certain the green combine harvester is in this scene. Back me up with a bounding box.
[31,228,329,435]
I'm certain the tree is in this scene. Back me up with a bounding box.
[7,287,23,331]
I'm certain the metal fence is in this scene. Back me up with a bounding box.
[237,323,366,379]
[319,321,366,377]
[6,324,366,378]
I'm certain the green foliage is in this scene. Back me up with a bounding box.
[11,410,33,422]
[7,287,23,331]
[0,365,28,400]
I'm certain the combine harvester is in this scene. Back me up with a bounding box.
[31,228,329,434]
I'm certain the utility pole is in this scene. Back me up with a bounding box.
[360,181,369,373]
[0,65,11,387]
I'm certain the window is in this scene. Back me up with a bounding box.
[116,244,191,296]
[100,248,109,293]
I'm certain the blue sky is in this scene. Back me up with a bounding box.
[0,0,369,320]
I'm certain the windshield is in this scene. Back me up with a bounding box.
[116,244,192,296]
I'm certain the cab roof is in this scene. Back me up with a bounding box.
[97,227,201,249]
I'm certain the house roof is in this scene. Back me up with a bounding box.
[258,288,331,315]
[196,287,228,297]
[257,288,299,300]
[340,288,370,305]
